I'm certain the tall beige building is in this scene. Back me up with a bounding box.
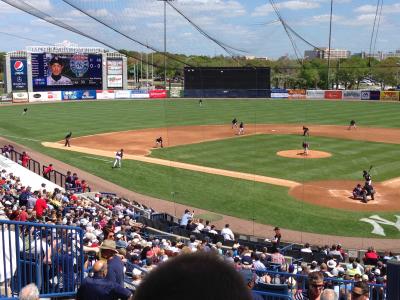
[304,47,350,60]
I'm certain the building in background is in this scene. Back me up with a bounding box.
[304,47,351,60]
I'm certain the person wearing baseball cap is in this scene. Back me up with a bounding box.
[47,55,72,86]
[351,281,369,300]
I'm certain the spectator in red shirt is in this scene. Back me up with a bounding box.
[16,206,28,221]
[21,152,30,168]
[364,246,379,263]
[35,194,48,219]
[74,177,82,192]
[81,180,90,193]
[43,164,54,180]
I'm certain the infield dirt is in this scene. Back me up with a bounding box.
[43,124,400,212]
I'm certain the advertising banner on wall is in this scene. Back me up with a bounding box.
[288,89,306,99]
[343,90,361,100]
[10,58,28,90]
[107,59,123,88]
[1,94,12,102]
[29,91,62,102]
[96,90,115,100]
[324,90,342,99]
[149,89,167,98]
[271,89,288,98]
[362,90,380,100]
[62,90,96,100]
[115,90,131,99]
[361,91,370,100]
[306,90,325,99]
[107,75,123,88]
[170,87,182,98]
[130,90,150,99]
[380,91,399,101]
[31,53,102,91]
[12,92,29,103]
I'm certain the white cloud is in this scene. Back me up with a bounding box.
[177,0,246,17]
[355,3,400,14]
[308,14,343,23]
[252,1,320,17]
[341,14,384,26]
[87,8,110,17]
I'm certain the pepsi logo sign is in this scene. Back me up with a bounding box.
[14,60,24,72]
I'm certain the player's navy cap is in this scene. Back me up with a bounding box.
[49,56,64,66]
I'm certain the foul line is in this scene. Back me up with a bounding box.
[43,142,300,188]
[81,156,113,163]
[0,134,41,142]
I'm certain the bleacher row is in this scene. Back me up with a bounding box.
[0,145,394,299]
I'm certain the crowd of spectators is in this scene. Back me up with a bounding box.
[0,147,394,300]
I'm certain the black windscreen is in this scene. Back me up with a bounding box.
[184,67,270,89]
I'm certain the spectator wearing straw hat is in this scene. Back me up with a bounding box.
[100,240,125,287]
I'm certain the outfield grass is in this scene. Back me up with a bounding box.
[0,99,400,238]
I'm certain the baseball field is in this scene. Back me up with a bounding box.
[1,99,400,239]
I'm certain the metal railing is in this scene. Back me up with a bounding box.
[9,150,41,175]
[251,269,387,300]
[6,148,67,189]
[42,165,66,188]
[0,220,84,299]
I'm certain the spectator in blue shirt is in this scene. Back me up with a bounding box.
[77,260,132,300]
[100,239,125,287]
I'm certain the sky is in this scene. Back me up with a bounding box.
[0,0,399,59]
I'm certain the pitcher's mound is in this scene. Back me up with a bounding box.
[277,150,332,159]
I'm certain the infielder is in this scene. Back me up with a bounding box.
[303,126,309,136]
[155,137,164,148]
[302,141,309,155]
[348,120,356,130]
[231,118,238,129]
[64,131,72,147]
[238,122,244,135]
[112,149,124,168]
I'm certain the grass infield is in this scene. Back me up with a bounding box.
[1,99,400,238]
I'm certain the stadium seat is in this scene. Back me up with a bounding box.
[300,252,314,263]
[254,283,289,300]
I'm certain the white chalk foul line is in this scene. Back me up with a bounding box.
[81,156,113,163]
[0,134,41,142]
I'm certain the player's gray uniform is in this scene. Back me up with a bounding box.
[113,151,123,168]
[47,75,72,86]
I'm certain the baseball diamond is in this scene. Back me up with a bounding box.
[1,99,400,241]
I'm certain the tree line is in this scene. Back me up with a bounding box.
[0,50,399,90]
[121,50,400,90]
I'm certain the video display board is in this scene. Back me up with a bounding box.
[31,53,102,91]
[10,58,28,90]
[184,67,271,90]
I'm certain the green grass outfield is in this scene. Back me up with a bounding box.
[1,99,400,238]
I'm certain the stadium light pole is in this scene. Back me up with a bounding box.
[326,0,334,89]
[158,0,173,90]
